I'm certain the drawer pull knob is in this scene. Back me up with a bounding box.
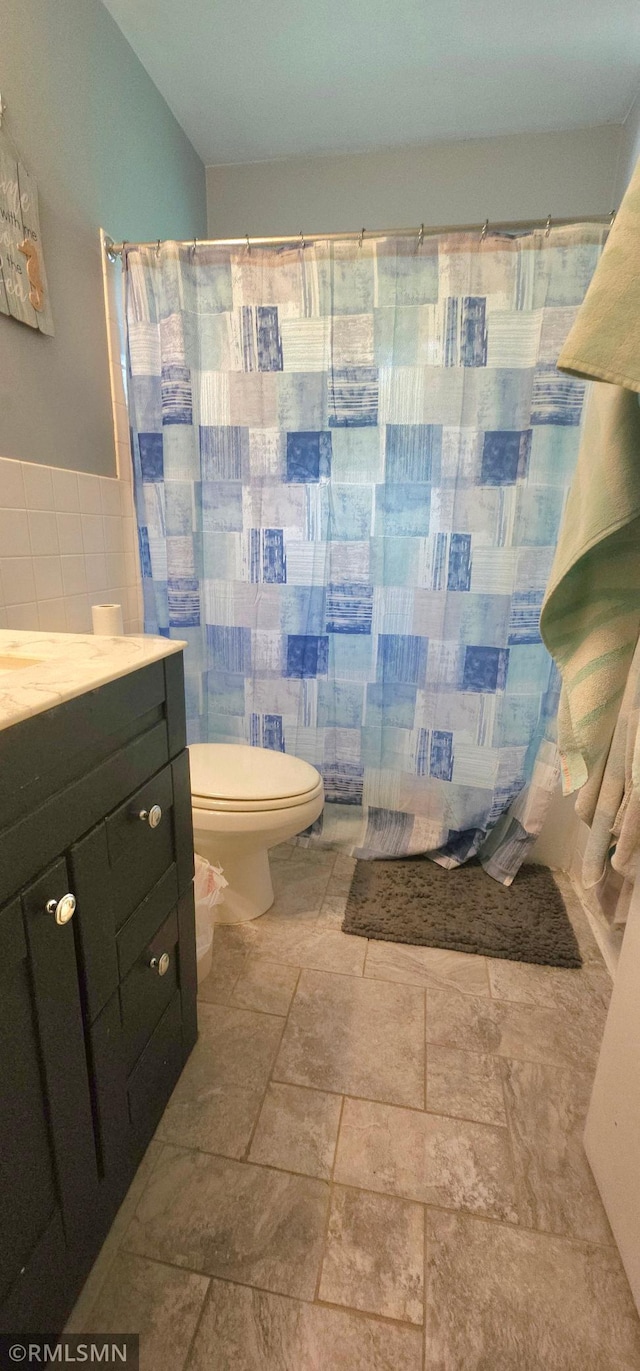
[45,893,76,926]
[150,952,170,976]
[139,804,162,828]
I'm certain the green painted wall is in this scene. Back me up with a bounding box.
[1,0,206,474]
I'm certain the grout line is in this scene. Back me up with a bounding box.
[422,987,427,1111]
[424,988,429,1114]
[314,1094,346,1303]
[267,1074,513,1127]
[422,1200,427,1371]
[483,954,493,998]
[419,1200,619,1252]
[313,1292,424,1330]
[497,1055,524,1231]
[236,958,369,981]
[180,1275,212,1371]
[177,1266,427,1336]
[198,993,289,1021]
[364,967,494,997]
[243,967,303,1164]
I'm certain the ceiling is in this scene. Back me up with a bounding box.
[102,0,640,166]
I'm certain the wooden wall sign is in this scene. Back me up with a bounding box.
[0,128,54,335]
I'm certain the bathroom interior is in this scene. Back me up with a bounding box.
[2,0,640,1366]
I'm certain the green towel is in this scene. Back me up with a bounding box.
[540,383,640,817]
[558,158,640,391]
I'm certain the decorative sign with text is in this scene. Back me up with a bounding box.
[0,131,54,335]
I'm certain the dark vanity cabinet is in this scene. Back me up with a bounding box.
[0,653,197,1334]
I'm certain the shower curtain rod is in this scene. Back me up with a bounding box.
[104,213,614,258]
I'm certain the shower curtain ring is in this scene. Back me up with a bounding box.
[358,227,365,249]
[417,223,424,247]
[191,237,197,260]
[545,215,552,237]
[480,220,489,242]
[299,229,306,250]
[609,208,616,226]
[246,233,251,254]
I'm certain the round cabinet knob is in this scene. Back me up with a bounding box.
[139,804,162,828]
[45,893,76,926]
[149,952,170,976]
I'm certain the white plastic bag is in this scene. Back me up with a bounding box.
[194,853,228,916]
[193,854,228,982]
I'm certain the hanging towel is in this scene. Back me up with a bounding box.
[581,633,640,924]
[539,383,640,813]
[557,159,640,391]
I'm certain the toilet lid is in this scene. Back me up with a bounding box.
[189,743,321,804]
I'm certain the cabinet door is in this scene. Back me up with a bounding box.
[0,859,98,1333]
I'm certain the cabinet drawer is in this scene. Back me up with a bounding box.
[71,763,179,1022]
[105,766,175,919]
[120,910,180,1073]
[117,865,179,981]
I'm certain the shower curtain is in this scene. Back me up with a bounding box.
[124,225,606,881]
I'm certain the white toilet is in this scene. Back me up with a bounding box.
[189,743,324,923]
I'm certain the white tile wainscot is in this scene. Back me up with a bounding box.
[0,457,142,635]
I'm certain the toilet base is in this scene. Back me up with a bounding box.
[191,781,324,924]
[194,839,274,923]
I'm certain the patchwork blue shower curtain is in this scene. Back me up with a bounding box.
[124,226,605,881]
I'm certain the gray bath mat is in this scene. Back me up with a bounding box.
[343,859,582,967]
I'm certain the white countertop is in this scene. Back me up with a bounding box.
[0,630,187,732]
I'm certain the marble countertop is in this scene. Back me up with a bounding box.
[0,630,186,733]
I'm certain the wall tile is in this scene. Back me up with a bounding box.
[105,552,127,587]
[65,593,92,632]
[38,598,68,631]
[61,555,87,597]
[22,464,54,511]
[56,512,85,555]
[1,557,36,605]
[78,473,104,515]
[1,457,142,637]
[82,515,106,555]
[6,601,39,629]
[0,459,25,509]
[0,509,31,557]
[124,524,138,561]
[101,479,121,517]
[28,510,59,556]
[113,404,130,450]
[124,551,139,586]
[104,516,125,553]
[85,553,109,594]
[52,469,80,513]
[33,555,64,602]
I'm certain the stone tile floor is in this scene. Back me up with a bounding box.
[69,846,640,1370]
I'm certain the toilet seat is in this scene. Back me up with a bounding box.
[189,743,323,814]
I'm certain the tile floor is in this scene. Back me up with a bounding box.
[69,847,640,1370]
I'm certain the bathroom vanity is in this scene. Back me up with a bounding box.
[0,631,197,1335]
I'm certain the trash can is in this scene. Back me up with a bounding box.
[193,854,228,984]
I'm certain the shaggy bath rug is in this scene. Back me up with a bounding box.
[343,859,582,967]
